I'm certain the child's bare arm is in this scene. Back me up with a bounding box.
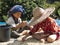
[11,21,27,30]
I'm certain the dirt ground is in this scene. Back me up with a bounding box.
[0,36,60,45]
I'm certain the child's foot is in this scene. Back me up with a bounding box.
[40,38,45,43]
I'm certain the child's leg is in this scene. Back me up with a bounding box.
[20,30,30,35]
[37,28,44,33]
[11,31,20,38]
[47,34,57,43]
[32,32,49,40]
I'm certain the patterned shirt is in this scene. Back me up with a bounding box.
[29,17,60,35]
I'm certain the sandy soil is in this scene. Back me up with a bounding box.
[0,36,60,45]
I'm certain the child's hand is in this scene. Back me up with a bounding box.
[21,33,30,42]
[21,21,27,27]
[22,35,27,42]
[30,26,33,29]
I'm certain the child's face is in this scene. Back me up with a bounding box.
[13,12,22,19]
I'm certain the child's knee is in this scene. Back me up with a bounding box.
[47,34,57,43]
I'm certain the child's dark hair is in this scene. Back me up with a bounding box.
[8,5,25,17]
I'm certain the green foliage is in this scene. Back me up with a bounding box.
[0,0,60,21]
[58,8,60,16]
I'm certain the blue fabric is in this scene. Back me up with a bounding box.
[0,22,6,26]
[55,19,60,26]
[8,5,25,16]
